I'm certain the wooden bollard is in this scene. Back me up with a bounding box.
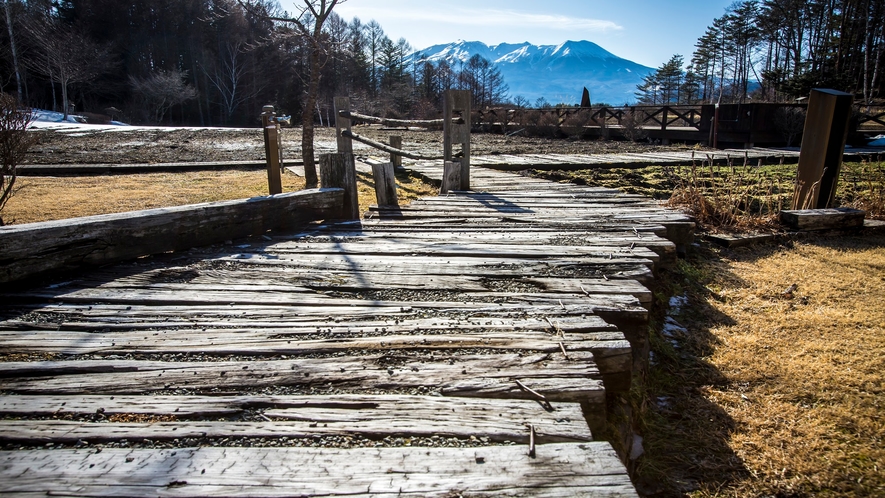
[261,105,283,195]
[792,88,853,209]
[389,136,402,170]
[372,162,398,207]
[320,153,359,220]
[440,160,461,195]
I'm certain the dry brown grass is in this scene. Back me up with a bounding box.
[1,168,437,225]
[639,234,885,497]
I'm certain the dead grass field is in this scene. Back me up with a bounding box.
[640,234,885,497]
[2,168,437,225]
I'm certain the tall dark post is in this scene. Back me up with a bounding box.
[261,105,282,195]
[444,90,471,191]
[792,89,853,209]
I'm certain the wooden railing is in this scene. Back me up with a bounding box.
[477,103,885,133]
[475,105,706,131]
[856,106,885,130]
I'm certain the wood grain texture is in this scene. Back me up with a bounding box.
[0,395,593,444]
[0,444,637,497]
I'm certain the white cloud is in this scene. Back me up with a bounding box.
[334,6,622,32]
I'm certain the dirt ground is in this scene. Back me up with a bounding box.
[22,124,701,165]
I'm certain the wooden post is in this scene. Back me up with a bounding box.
[792,88,853,210]
[372,162,398,207]
[333,97,353,155]
[320,153,359,220]
[261,105,282,195]
[389,135,402,170]
[712,103,720,149]
[444,90,471,191]
[440,161,461,195]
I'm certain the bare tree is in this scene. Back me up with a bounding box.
[240,0,344,187]
[130,68,198,124]
[202,43,261,125]
[24,19,115,120]
[3,0,23,101]
[0,93,35,225]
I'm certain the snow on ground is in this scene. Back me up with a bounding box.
[28,109,251,134]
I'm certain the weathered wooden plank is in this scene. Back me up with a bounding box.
[4,301,645,326]
[779,207,866,230]
[0,443,636,497]
[0,189,345,284]
[266,240,669,258]
[206,253,657,276]
[0,329,629,358]
[1,314,617,334]
[86,270,653,301]
[0,396,593,444]
[0,353,605,402]
[6,286,646,311]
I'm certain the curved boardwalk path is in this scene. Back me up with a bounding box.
[0,163,692,496]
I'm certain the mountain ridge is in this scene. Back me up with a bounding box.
[410,40,654,105]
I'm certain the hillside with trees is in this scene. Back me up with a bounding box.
[636,0,885,105]
[0,0,508,127]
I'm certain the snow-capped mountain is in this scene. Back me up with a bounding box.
[410,40,654,105]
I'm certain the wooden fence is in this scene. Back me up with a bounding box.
[474,103,885,147]
[332,90,473,204]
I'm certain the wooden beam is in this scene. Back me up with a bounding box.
[779,208,865,230]
[0,353,605,402]
[0,395,593,444]
[0,444,637,497]
[0,189,344,284]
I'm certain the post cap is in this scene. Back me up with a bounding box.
[262,105,275,114]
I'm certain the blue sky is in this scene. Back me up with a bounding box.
[299,0,737,69]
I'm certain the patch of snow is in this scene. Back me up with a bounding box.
[662,317,688,338]
[28,108,253,134]
[669,294,688,314]
[629,434,644,460]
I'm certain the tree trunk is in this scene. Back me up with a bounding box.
[302,41,322,188]
[61,80,69,121]
[3,0,22,102]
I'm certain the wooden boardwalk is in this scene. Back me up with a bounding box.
[0,164,692,496]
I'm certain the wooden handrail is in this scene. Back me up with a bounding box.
[338,111,463,128]
[341,130,447,161]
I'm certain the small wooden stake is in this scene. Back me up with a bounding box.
[389,136,402,170]
[372,162,398,207]
[441,161,461,195]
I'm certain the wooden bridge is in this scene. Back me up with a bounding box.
[0,157,692,495]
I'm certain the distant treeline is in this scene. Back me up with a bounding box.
[636,0,884,105]
[0,0,508,126]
